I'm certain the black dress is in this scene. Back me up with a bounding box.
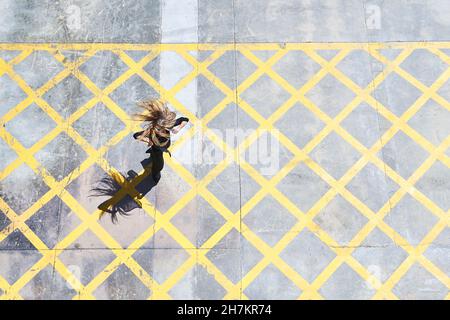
[133,117,189,182]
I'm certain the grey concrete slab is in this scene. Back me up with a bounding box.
[205,248,242,285]
[352,228,409,282]
[0,50,21,62]
[169,262,227,299]
[415,160,450,211]
[93,263,151,300]
[275,102,326,149]
[206,229,263,284]
[408,100,450,147]
[43,74,95,119]
[170,195,227,248]
[424,227,450,278]
[371,72,423,117]
[319,263,376,299]
[0,229,43,283]
[314,195,368,246]
[234,0,368,42]
[206,162,260,214]
[98,208,154,249]
[366,0,450,42]
[109,73,160,116]
[378,131,429,179]
[207,102,257,149]
[203,69,265,244]
[0,163,50,216]
[19,265,77,300]
[1,1,450,44]
[243,195,297,247]
[243,131,294,179]
[198,0,235,43]
[243,263,301,299]
[438,77,450,102]
[66,163,115,215]
[104,132,153,176]
[280,229,336,283]
[276,162,330,213]
[383,194,439,246]
[0,73,27,118]
[6,103,57,149]
[240,74,291,119]
[161,0,198,43]
[346,163,399,213]
[340,102,391,148]
[199,0,450,43]
[305,74,356,118]
[80,51,130,90]
[134,248,189,285]
[310,132,361,179]
[399,49,448,87]
[335,50,384,89]
[167,138,200,188]
[0,210,11,233]
[13,51,65,90]
[0,249,42,285]
[205,162,241,215]
[0,138,18,172]
[208,51,258,90]
[34,132,88,182]
[0,0,161,43]
[25,195,81,249]
[153,164,192,214]
[159,52,193,90]
[58,247,116,287]
[197,75,228,119]
[392,263,448,300]
[273,50,322,89]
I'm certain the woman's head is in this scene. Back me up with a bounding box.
[132,98,177,147]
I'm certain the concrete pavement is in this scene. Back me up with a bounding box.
[0,0,449,299]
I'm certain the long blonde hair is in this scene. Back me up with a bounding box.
[132,98,177,147]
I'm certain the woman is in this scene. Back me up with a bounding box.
[132,98,189,183]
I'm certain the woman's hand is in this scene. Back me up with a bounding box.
[137,133,146,142]
[136,128,153,145]
[171,120,188,135]
[137,133,152,146]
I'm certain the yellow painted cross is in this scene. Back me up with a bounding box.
[0,42,449,299]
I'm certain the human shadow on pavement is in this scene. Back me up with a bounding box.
[89,156,158,224]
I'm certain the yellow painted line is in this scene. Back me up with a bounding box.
[0,43,448,300]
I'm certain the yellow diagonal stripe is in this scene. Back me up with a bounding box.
[0,43,448,300]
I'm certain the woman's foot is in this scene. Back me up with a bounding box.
[128,170,138,179]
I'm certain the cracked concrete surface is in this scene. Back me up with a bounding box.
[0,0,449,300]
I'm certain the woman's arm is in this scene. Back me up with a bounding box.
[134,129,153,146]
[171,117,189,134]
[138,135,153,146]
